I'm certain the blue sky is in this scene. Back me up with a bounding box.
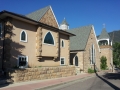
[0,0,120,35]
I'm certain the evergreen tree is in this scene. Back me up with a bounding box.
[100,56,107,70]
[113,42,120,67]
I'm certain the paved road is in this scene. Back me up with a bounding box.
[41,72,120,90]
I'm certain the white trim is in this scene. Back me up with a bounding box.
[20,30,27,42]
[49,6,59,28]
[60,57,65,65]
[91,25,100,52]
[17,55,28,68]
[43,31,55,46]
[98,38,109,41]
[90,48,92,64]
[61,39,65,48]
[98,39,110,45]
[94,49,96,63]
[90,44,95,65]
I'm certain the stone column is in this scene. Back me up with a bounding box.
[53,32,59,60]
[36,27,42,57]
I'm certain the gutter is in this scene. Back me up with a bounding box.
[0,10,75,36]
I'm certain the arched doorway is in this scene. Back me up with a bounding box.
[75,56,78,66]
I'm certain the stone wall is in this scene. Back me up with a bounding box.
[100,46,113,69]
[40,8,58,28]
[7,66,75,83]
[84,27,100,72]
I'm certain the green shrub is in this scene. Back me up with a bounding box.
[100,56,107,70]
[88,68,95,73]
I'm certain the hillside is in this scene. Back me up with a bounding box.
[109,30,120,43]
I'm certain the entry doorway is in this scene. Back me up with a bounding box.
[75,56,78,66]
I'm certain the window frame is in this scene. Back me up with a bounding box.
[20,30,27,42]
[61,39,65,48]
[90,44,96,65]
[60,57,65,65]
[43,31,55,46]
[74,55,79,66]
[17,55,28,68]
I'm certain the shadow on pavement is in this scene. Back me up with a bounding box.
[103,72,120,80]
[95,72,120,90]
[94,64,120,90]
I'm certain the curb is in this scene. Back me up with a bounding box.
[36,74,96,90]
[36,72,107,90]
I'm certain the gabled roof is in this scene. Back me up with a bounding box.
[26,6,50,21]
[68,25,92,51]
[0,10,75,36]
[61,18,69,25]
[98,28,110,40]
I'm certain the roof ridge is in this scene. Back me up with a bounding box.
[69,25,92,31]
[26,5,50,21]
[26,5,50,16]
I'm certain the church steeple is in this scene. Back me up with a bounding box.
[59,18,69,30]
[98,24,112,46]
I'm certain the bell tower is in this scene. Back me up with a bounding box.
[59,18,69,30]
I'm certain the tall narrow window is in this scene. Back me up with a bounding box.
[61,40,64,47]
[0,23,2,37]
[60,57,65,65]
[20,30,27,42]
[75,56,78,66]
[44,32,54,45]
[90,44,96,64]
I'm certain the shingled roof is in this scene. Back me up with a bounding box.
[26,6,50,21]
[68,25,92,51]
[98,28,110,40]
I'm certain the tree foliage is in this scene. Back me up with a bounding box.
[113,42,120,67]
[100,56,107,70]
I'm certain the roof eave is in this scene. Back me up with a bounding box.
[0,10,75,36]
[59,29,76,36]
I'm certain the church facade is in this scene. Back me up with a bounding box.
[59,18,113,73]
[0,5,113,74]
[0,6,75,71]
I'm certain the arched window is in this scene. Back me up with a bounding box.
[44,32,54,45]
[75,56,78,66]
[20,30,27,42]
[90,44,96,64]
[61,40,64,47]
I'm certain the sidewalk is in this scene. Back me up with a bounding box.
[0,71,107,90]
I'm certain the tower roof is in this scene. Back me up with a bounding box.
[61,18,69,25]
[98,28,110,40]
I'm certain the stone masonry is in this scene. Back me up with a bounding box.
[100,45,113,69]
[7,66,75,83]
[84,27,100,72]
[40,8,58,28]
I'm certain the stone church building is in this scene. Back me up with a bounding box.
[59,18,113,73]
[0,5,113,74]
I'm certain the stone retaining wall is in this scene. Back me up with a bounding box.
[7,66,75,83]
